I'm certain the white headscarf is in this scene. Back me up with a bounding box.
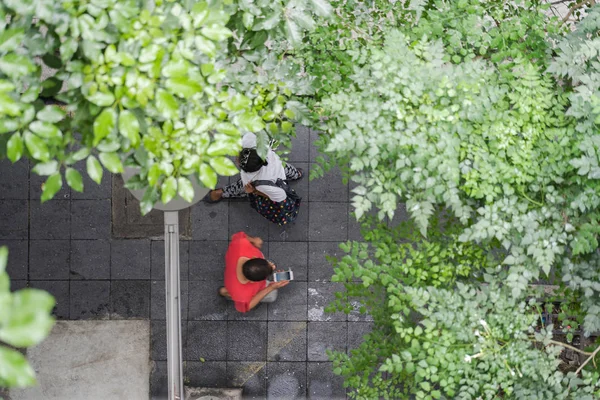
[240,133,287,202]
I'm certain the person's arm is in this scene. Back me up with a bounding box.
[247,281,289,311]
[246,235,263,249]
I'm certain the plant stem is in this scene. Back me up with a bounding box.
[575,344,600,375]
[546,339,593,356]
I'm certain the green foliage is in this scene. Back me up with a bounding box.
[0,246,55,388]
[0,0,331,213]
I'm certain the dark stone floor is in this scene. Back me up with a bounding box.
[0,126,376,399]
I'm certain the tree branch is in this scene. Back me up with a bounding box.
[546,339,593,355]
[576,344,600,375]
[561,0,595,25]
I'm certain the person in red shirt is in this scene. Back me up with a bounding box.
[219,232,289,312]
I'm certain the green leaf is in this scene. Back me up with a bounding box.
[6,132,24,162]
[201,25,232,41]
[215,122,240,136]
[309,0,333,16]
[161,176,177,204]
[165,77,203,99]
[36,105,66,123]
[209,157,238,176]
[86,91,115,107]
[99,152,123,173]
[195,36,216,57]
[86,155,103,184]
[155,89,179,120]
[0,54,36,79]
[0,289,55,348]
[236,112,265,132]
[140,187,159,215]
[41,173,63,203]
[24,131,50,161]
[177,177,194,202]
[32,161,59,176]
[93,108,116,146]
[60,37,78,62]
[0,346,36,388]
[199,163,217,188]
[65,167,84,192]
[29,121,61,139]
[42,54,62,69]
[118,110,140,147]
[0,246,7,274]
[285,19,302,47]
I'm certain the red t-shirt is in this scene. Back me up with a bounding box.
[224,232,267,312]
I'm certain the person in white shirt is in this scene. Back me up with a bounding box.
[203,133,303,203]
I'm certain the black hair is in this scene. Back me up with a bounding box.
[242,258,271,281]
[239,148,268,173]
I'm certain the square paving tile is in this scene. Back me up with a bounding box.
[227,321,267,361]
[188,240,228,281]
[269,242,308,281]
[150,280,189,321]
[268,281,307,321]
[111,239,151,279]
[287,162,309,197]
[0,240,28,280]
[308,283,346,322]
[308,322,347,362]
[192,201,229,241]
[308,203,348,242]
[0,199,28,239]
[307,362,346,400]
[30,171,70,200]
[228,201,271,239]
[267,321,307,362]
[267,362,307,399]
[347,322,374,354]
[29,239,70,280]
[70,281,110,319]
[308,242,343,282]
[151,320,187,362]
[388,202,410,229]
[227,362,267,399]
[29,280,69,319]
[151,240,190,280]
[188,280,228,320]
[309,164,348,203]
[71,160,112,200]
[185,361,227,388]
[186,321,227,361]
[150,361,167,400]
[30,200,70,240]
[288,125,310,163]
[111,280,151,319]
[71,199,111,239]
[70,240,110,280]
[268,205,309,242]
[11,279,27,291]
[0,158,29,199]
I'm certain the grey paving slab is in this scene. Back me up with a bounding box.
[308,322,347,362]
[188,280,228,320]
[30,200,70,240]
[71,199,111,239]
[69,280,110,319]
[0,158,29,199]
[227,301,268,321]
[0,199,28,239]
[111,280,151,319]
[229,201,271,239]
[227,362,267,399]
[307,362,346,400]
[288,125,310,163]
[308,203,348,242]
[188,240,228,281]
[267,362,307,400]
[309,129,323,163]
[29,280,69,319]
[308,242,342,282]
[268,321,307,362]
[185,361,227,388]
[309,164,348,203]
[186,321,227,361]
[151,240,190,280]
[0,240,28,280]
[388,202,409,228]
[11,279,27,291]
[70,239,110,280]
[288,162,309,197]
[268,204,309,242]
[347,322,374,354]
[30,171,70,200]
[268,281,308,321]
[71,160,111,200]
[192,201,229,241]
[111,239,151,279]
[151,320,187,362]
[150,280,189,321]
[29,240,70,280]
[269,242,308,281]
[227,321,267,361]
[150,361,168,400]
[308,283,346,322]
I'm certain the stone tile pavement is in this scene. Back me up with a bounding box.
[0,126,377,399]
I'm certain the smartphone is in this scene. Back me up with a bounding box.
[272,270,294,282]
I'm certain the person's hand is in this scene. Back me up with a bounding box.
[270,280,290,289]
[268,261,277,271]
[244,183,255,193]
[248,236,263,249]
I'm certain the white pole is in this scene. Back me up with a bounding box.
[164,211,184,400]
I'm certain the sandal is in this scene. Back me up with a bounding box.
[296,168,304,181]
[202,189,223,204]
